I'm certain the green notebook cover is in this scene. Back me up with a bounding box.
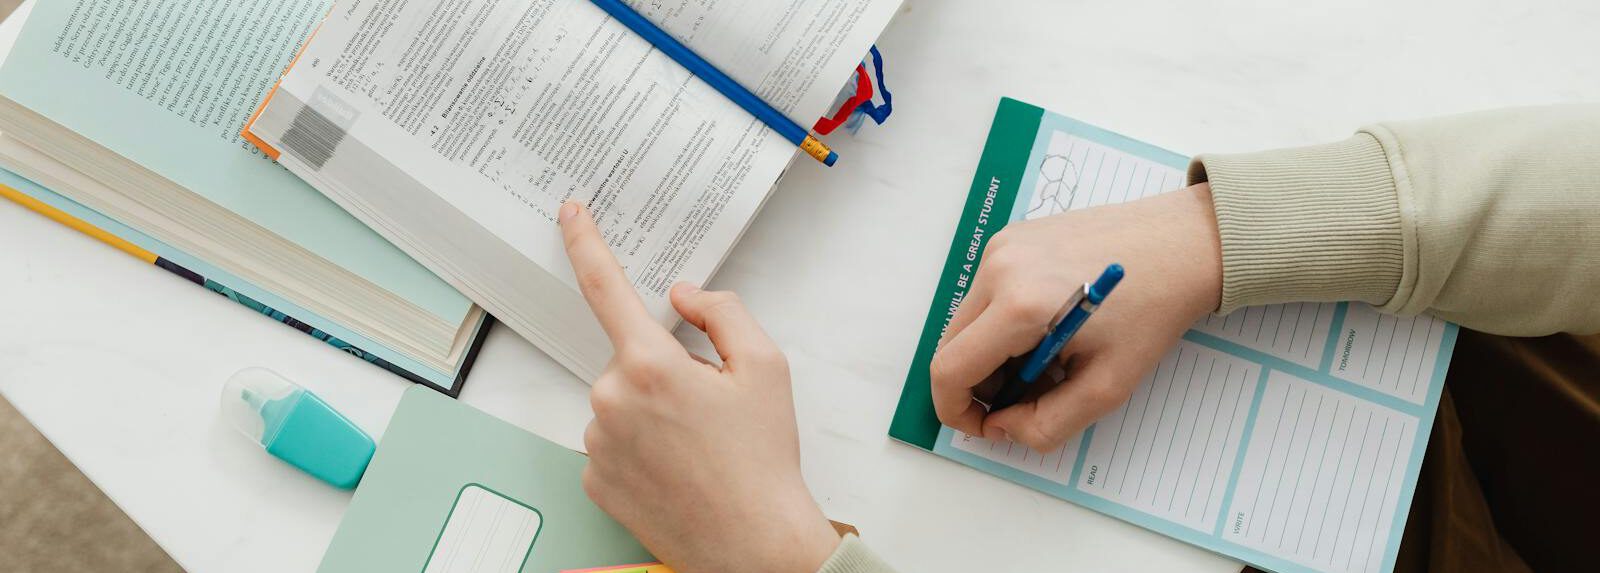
[320,387,651,572]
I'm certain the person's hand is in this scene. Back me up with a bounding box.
[559,201,840,573]
[930,183,1223,452]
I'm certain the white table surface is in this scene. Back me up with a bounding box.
[3,1,1596,571]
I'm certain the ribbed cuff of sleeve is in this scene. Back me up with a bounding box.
[1187,133,1404,314]
[817,535,896,573]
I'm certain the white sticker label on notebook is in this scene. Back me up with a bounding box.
[424,484,543,573]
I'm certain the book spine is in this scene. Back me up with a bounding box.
[154,257,425,384]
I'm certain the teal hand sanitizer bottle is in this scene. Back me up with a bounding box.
[220,368,375,489]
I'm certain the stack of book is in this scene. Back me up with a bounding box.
[0,1,490,394]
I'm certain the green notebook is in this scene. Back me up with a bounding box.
[320,388,651,572]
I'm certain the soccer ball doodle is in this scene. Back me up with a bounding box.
[1031,152,1081,217]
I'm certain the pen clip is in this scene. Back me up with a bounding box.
[1048,283,1093,331]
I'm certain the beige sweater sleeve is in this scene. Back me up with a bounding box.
[1188,105,1600,335]
[817,535,896,573]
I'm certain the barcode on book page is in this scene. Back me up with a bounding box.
[279,88,360,170]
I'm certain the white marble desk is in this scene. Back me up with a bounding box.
[2,0,1595,571]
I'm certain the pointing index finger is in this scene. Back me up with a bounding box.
[559,201,670,350]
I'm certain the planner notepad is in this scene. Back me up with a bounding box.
[891,98,1457,573]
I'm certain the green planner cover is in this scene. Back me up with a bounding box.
[320,387,652,573]
[891,98,1457,573]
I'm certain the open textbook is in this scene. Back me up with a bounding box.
[246,0,903,380]
[891,99,1457,573]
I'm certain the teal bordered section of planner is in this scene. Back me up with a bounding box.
[893,97,1457,573]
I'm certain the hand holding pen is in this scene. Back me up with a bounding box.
[988,264,1125,412]
[927,187,1225,452]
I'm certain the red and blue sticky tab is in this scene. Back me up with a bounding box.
[815,46,894,136]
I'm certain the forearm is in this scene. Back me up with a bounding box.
[1190,105,1600,335]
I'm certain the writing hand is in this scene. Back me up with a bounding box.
[930,184,1223,452]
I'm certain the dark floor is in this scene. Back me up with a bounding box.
[0,394,183,572]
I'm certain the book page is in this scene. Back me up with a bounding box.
[264,0,898,323]
[927,106,1456,573]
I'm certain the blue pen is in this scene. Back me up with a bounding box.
[989,264,1125,411]
[587,0,839,167]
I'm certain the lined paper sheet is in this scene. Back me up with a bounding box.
[1330,305,1448,405]
[1027,130,1181,216]
[933,117,1456,573]
[951,424,1083,484]
[1225,372,1417,573]
[1077,341,1258,531]
[1196,303,1338,369]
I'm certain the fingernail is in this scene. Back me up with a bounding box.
[670,282,700,297]
[559,202,580,223]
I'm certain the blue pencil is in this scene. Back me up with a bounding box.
[587,0,838,167]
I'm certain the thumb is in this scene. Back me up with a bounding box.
[983,361,1133,453]
[669,283,781,369]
